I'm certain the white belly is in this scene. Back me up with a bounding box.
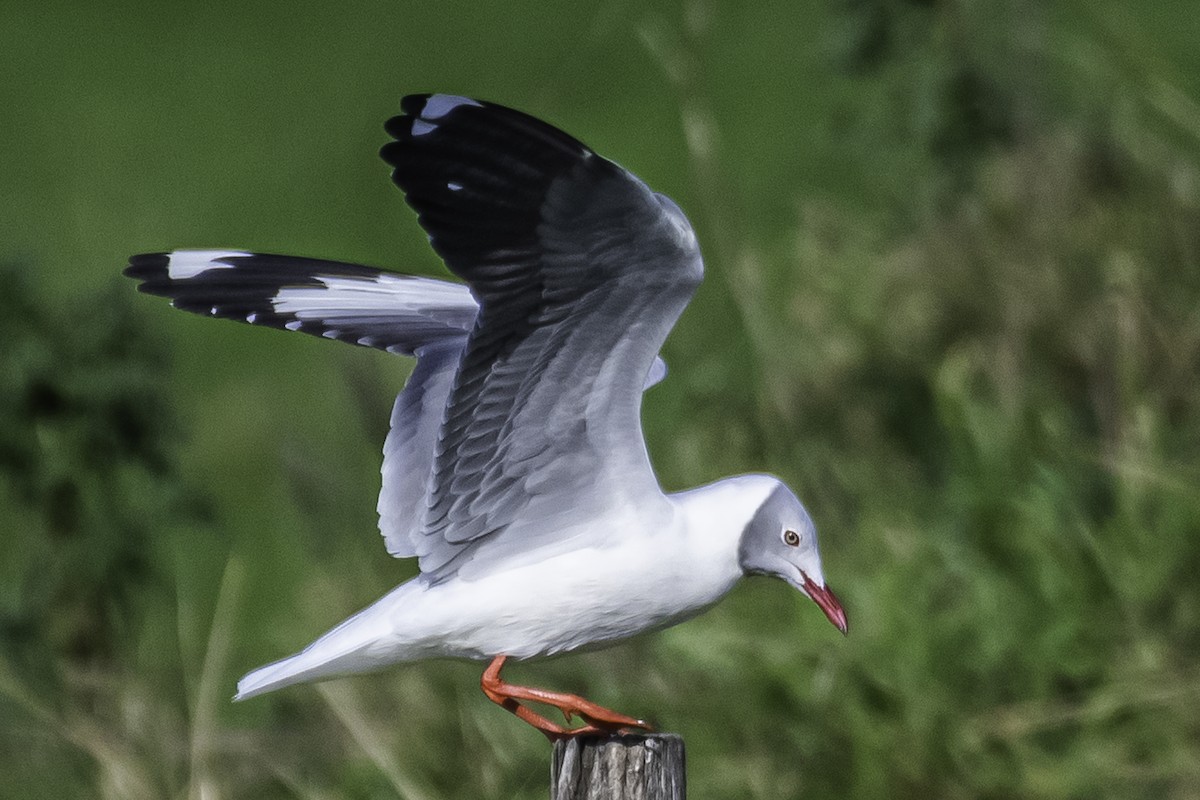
[234,477,770,699]
[390,532,742,660]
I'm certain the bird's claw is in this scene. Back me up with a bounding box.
[481,655,653,739]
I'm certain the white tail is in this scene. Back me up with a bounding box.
[234,588,413,700]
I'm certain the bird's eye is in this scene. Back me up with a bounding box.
[783,529,800,547]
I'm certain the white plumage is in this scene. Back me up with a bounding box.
[127,94,846,736]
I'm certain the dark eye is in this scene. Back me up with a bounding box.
[783,529,800,547]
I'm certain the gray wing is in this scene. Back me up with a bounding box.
[381,94,703,581]
[380,339,666,559]
[125,249,668,560]
[123,251,477,355]
[377,339,463,557]
[124,251,478,559]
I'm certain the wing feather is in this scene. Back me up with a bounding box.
[382,95,703,581]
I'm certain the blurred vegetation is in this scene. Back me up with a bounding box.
[3,0,1199,798]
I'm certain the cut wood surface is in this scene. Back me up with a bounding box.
[551,734,685,800]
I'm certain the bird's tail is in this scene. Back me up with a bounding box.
[234,584,416,701]
[235,653,330,701]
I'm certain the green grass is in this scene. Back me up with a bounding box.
[3,1,1199,798]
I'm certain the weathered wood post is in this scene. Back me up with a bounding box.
[551,734,685,800]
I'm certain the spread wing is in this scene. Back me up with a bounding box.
[381,94,703,581]
[124,250,668,560]
[376,338,463,557]
[124,251,477,558]
[124,251,476,355]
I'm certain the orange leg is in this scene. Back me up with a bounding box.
[480,655,652,740]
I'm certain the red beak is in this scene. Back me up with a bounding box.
[802,574,849,635]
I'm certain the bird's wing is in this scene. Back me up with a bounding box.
[124,251,477,355]
[376,338,463,557]
[125,251,475,558]
[381,94,704,581]
[124,250,669,559]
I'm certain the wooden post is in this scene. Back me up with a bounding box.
[551,734,685,800]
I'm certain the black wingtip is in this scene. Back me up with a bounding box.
[379,94,591,173]
[385,93,436,135]
[123,252,174,296]
[380,94,489,165]
[378,94,612,281]
[123,252,169,282]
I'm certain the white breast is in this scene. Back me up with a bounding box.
[388,498,747,659]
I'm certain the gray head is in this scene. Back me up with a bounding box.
[738,484,848,634]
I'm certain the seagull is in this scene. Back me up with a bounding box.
[125,94,847,738]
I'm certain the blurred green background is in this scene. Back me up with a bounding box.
[3,0,1200,798]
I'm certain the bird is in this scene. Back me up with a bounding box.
[125,94,847,739]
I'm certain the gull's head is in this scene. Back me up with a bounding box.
[737,483,848,635]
